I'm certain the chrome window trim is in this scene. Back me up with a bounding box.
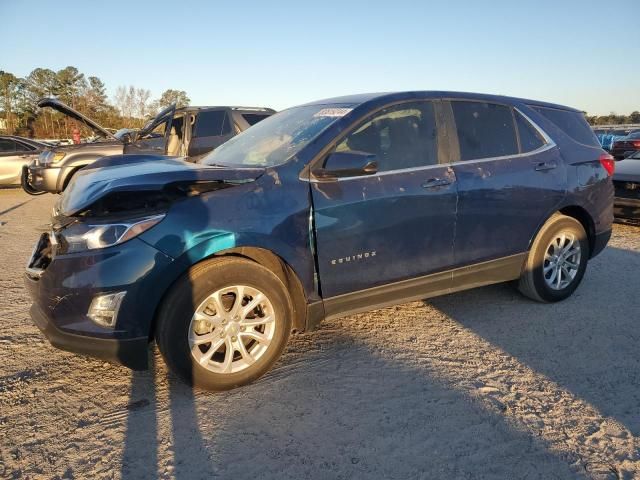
[514,107,554,145]
[307,104,556,183]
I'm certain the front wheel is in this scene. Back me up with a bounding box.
[155,257,293,391]
[518,213,589,302]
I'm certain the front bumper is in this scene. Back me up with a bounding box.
[614,197,640,223]
[25,235,178,370]
[23,163,63,194]
[30,302,148,369]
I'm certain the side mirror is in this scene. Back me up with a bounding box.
[316,151,378,180]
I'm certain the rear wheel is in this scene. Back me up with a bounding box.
[155,257,292,390]
[518,213,589,302]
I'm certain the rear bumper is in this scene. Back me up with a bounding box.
[611,148,639,160]
[591,228,611,258]
[30,302,149,369]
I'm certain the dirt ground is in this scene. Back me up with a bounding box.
[0,187,638,480]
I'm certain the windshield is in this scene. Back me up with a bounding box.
[202,104,353,167]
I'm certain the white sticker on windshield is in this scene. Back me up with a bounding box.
[313,108,353,118]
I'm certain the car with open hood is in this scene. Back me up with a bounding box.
[25,91,613,391]
[21,98,275,195]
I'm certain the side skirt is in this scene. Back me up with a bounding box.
[318,252,527,322]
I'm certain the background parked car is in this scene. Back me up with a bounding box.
[22,98,275,194]
[612,150,640,223]
[0,135,48,186]
[594,128,640,152]
[611,131,640,160]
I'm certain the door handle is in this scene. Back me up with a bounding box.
[534,161,558,171]
[422,177,452,189]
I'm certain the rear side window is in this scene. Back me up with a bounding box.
[451,101,518,160]
[515,112,546,153]
[335,101,438,172]
[531,106,599,147]
[193,110,231,138]
[242,113,271,126]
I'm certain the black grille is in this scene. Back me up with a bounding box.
[27,233,53,272]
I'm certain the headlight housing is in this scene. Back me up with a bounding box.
[39,151,66,165]
[56,214,165,254]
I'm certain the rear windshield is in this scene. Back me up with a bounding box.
[531,106,599,147]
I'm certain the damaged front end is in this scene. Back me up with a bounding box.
[24,156,265,369]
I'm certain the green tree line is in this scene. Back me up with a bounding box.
[586,111,640,126]
[0,66,190,139]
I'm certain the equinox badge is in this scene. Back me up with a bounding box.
[330,251,377,265]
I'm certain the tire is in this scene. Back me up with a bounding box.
[155,257,293,391]
[518,213,589,303]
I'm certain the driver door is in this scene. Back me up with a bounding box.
[311,100,458,300]
[125,104,176,156]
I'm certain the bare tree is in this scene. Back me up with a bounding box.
[135,88,152,119]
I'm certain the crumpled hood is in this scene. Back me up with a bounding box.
[58,155,265,216]
[613,159,640,182]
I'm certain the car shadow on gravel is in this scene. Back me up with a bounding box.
[116,334,589,479]
[429,246,640,436]
[120,350,217,479]
[202,332,591,479]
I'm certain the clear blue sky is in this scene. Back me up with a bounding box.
[2,0,639,115]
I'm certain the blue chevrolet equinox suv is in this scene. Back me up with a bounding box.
[26,91,614,390]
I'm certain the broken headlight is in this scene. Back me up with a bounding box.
[56,214,165,254]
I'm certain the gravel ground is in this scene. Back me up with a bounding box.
[0,188,638,480]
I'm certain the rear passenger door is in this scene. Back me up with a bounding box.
[447,100,566,267]
[311,101,458,298]
[187,109,234,158]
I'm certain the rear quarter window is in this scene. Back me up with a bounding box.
[531,106,599,147]
[242,113,271,126]
[515,112,546,153]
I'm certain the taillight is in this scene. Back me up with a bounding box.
[599,153,615,176]
[633,140,640,148]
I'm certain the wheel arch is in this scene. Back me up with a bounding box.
[528,205,596,257]
[149,246,309,341]
[60,164,87,191]
[557,205,596,256]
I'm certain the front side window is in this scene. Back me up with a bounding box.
[193,110,231,138]
[0,139,16,153]
[451,101,518,161]
[334,101,438,171]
